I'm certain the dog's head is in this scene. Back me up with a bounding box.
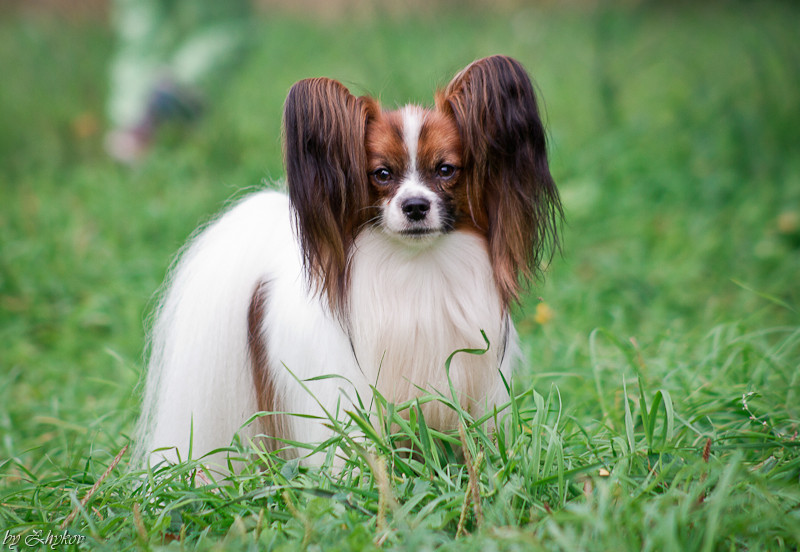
[283,55,562,312]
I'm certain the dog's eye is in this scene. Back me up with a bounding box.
[372,168,392,184]
[436,164,457,180]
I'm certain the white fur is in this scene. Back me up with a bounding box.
[137,190,518,472]
[349,228,515,430]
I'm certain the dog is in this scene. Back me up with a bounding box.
[135,55,562,471]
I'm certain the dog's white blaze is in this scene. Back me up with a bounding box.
[401,105,424,173]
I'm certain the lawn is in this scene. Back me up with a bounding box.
[1,2,799,550]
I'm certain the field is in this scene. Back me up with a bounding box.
[1,2,799,550]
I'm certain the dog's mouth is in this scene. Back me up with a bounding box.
[380,225,445,247]
[389,216,456,242]
[400,228,439,237]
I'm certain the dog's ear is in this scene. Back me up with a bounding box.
[436,55,562,306]
[283,77,376,312]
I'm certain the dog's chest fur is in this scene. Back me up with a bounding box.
[347,228,506,425]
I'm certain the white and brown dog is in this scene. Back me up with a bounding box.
[136,55,562,470]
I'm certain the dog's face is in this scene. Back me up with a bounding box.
[365,106,465,242]
[283,56,562,312]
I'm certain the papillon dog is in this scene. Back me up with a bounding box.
[136,55,562,471]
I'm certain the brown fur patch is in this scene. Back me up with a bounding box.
[365,110,408,197]
[417,110,462,181]
[247,280,288,454]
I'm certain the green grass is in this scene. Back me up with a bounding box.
[2,2,799,550]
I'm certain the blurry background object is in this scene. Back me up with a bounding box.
[105,0,252,163]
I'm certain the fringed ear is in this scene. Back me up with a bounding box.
[283,78,376,313]
[436,55,563,307]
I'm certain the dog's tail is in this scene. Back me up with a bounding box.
[134,191,291,473]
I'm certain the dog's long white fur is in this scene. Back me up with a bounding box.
[137,188,518,471]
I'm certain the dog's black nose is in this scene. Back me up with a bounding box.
[402,197,430,222]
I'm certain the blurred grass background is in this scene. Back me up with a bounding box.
[1,0,799,548]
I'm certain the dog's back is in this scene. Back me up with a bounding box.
[136,191,293,470]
